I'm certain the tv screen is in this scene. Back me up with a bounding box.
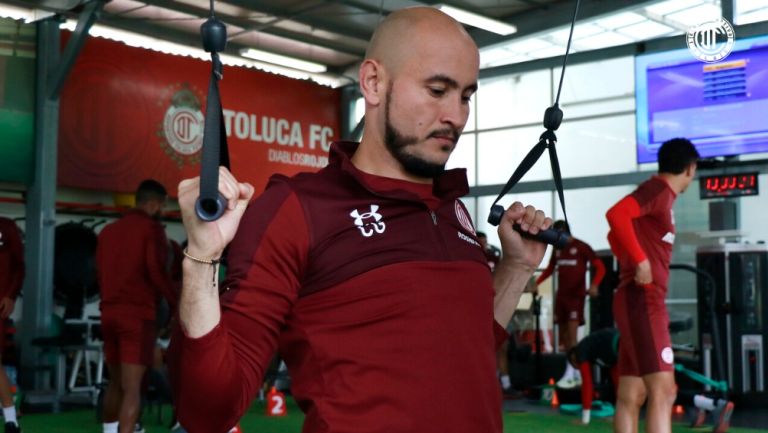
[635,34,768,164]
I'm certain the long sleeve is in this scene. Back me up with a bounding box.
[535,251,555,285]
[605,195,646,265]
[168,180,309,433]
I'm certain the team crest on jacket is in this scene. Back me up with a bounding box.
[157,83,205,168]
[455,201,475,235]
[350,205,386,237]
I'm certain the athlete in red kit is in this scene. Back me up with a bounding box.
[606,138,699,433]
[536,220,604,388]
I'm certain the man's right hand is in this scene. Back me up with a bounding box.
[177,167,255,260]
[634,259,652,286]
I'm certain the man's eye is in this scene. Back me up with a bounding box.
[429,87,446,97]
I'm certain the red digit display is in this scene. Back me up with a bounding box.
[700,173,760,199]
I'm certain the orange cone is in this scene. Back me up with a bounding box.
[550,378,560,408]
[266,386,288,416]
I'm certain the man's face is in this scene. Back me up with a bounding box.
[382,43,478,178]
[149,197,167,219]
[680,162,698,193]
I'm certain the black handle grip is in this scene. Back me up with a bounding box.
[195,193,227,222]
[512,224,570,249]
[487,204,569,248]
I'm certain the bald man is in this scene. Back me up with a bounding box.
[169,8,551,433]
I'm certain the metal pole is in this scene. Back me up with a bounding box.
[20,2,103,389]
[20,17,61,390]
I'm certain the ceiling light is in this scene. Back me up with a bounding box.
[239,48,327,73]
[594,12,646,30]
[435,4,517,36]
[0,4,33,22]
[58,20,342,87]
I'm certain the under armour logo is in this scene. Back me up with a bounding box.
[350,205,386,238]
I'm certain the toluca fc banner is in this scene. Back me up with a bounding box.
[59,35,340,195]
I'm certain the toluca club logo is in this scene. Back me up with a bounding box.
[157,83,205,167]
[350,205,386,238]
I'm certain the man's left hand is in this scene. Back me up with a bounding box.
[496,201,552,272]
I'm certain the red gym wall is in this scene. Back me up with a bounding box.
[58,34,341,196]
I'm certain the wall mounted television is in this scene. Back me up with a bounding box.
[635,34,768,164]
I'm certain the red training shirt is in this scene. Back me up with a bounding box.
[96,209,178,320]
[606,176,677,291]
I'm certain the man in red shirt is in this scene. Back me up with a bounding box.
[606,138,699,433]
[0,217,23,433]
[169,7,552,433]
[477,231,501,272]
[536,220,605,388]
[97,180,178,433]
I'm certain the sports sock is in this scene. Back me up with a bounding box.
[103,421,119,433]
[2,405,16,425]
[694,394,716,411]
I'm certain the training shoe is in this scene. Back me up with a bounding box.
[134,423,146,433]
[557,375,582,389]
[4,422,20,433]
[712,400,734,433]
[690,408,707,428]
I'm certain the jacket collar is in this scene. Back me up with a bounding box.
[329,141,469,202]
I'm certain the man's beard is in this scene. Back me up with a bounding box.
[383,87,459,179]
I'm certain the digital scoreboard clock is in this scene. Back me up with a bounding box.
[700,172,759,199]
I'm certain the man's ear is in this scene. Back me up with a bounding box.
[359,59,385,107]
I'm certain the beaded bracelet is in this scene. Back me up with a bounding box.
[183,248,221,282]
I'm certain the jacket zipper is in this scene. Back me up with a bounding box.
[428,208,449,260]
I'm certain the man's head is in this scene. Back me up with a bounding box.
[359,7,479,179]
[657,138,699,193]
[135,179,167,219]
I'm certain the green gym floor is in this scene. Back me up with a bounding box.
[16,399,768,433]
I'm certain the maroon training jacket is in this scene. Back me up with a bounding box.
[170,142,506,433]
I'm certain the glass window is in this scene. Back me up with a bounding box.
[476,69,551,130]
[554,56,635,104]
[477,126,555,185]
[560,97,635,119]
[735,0,768,25]
[552,185,635,251]
[554,114,638,178]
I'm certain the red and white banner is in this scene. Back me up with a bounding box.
[59,35,341,195]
